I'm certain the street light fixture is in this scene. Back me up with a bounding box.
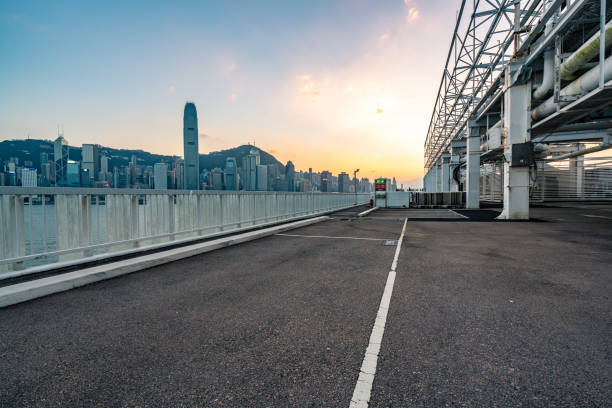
[353,169,360,205]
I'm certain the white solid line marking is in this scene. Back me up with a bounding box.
[449,209,469,219]
[349,218,407,408]
[581,214,612,220]
[275,233,391,241]
[358,207,380,217]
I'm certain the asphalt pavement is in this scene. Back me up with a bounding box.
[1,204,610,407]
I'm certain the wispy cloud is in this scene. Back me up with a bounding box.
[167,85,176,93]
[229,63,236,71]
[407,7,420,23]
[296,75,322,97]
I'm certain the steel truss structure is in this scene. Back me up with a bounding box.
[423,0,612,215]
[424,0,544,170]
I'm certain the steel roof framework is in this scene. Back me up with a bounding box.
[424,0,544,170]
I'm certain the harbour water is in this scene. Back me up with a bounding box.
[21,203,108,267]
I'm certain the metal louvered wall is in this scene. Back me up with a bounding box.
[479,156,612,202]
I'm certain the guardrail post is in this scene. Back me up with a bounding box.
[130,195,139,247]
[196,194,203,234]
[219,194,225,231]
[0,195,25,271]
[56,195,81,261]
[238,193,242,228]
[80,195,93,257]
[168,195,175,240]
[106,194,116,243]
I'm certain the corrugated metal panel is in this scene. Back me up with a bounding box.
[478,156,612,202]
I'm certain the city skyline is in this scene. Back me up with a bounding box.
[0,133,393,193]
[0,0,456,188]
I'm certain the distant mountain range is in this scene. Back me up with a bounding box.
[0,139,285,172]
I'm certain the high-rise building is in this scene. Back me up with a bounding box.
[256,165,268,191]
[113,166,120,188]
[299,179,311,192]
[7,162,17,186]
[66,160,81,187]
[81,144,99,184]
[54,135,69,185]
[210,168,224,190]
[360,177,372,192]
[40,152,49,168]
[40,161,52,186]
[321,170,331,192]
[338,172,350,193]
[80,168,91,187]
[225,157,238,190]
[286,160,296,192]
[100,155,108,173]
[21,168,37,187]
[183,102,199,190]
[99,155,109,181]
[128,162,137,187]
[154,163,168,190]
[175,159,185,190]
[267,164,280,191]
[242,148,260,190]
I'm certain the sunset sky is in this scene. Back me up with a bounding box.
[0,0,457,187]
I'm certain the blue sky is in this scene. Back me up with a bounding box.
[0,0,457,186]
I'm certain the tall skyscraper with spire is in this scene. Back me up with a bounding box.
[54,134,69,186]
[183,102,199,190]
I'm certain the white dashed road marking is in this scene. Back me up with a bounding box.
[582,214,612,220]
[349,218,407,408]
[275,233,392,241]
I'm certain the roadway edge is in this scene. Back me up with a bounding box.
[0,216,330,308]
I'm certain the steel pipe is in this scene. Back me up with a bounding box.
[533,0,557,100]
[560,19,612,81]
[532,54,612,121]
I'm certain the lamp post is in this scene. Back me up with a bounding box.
[353,169,360,205]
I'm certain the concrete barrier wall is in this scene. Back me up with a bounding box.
[0,187,370,272]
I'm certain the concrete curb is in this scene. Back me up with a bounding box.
[0,216,329,308]
[357,207,379,217]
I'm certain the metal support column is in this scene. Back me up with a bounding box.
[435,159,442,192]
[450,151,460,192]
[441,152,451,192]
[466,120,481,209]
[499,62,531,220]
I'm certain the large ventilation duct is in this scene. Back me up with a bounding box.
[532,54,612,121]
[534,48,555,99]
[533,0,556,100]
[560,20,612,81]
